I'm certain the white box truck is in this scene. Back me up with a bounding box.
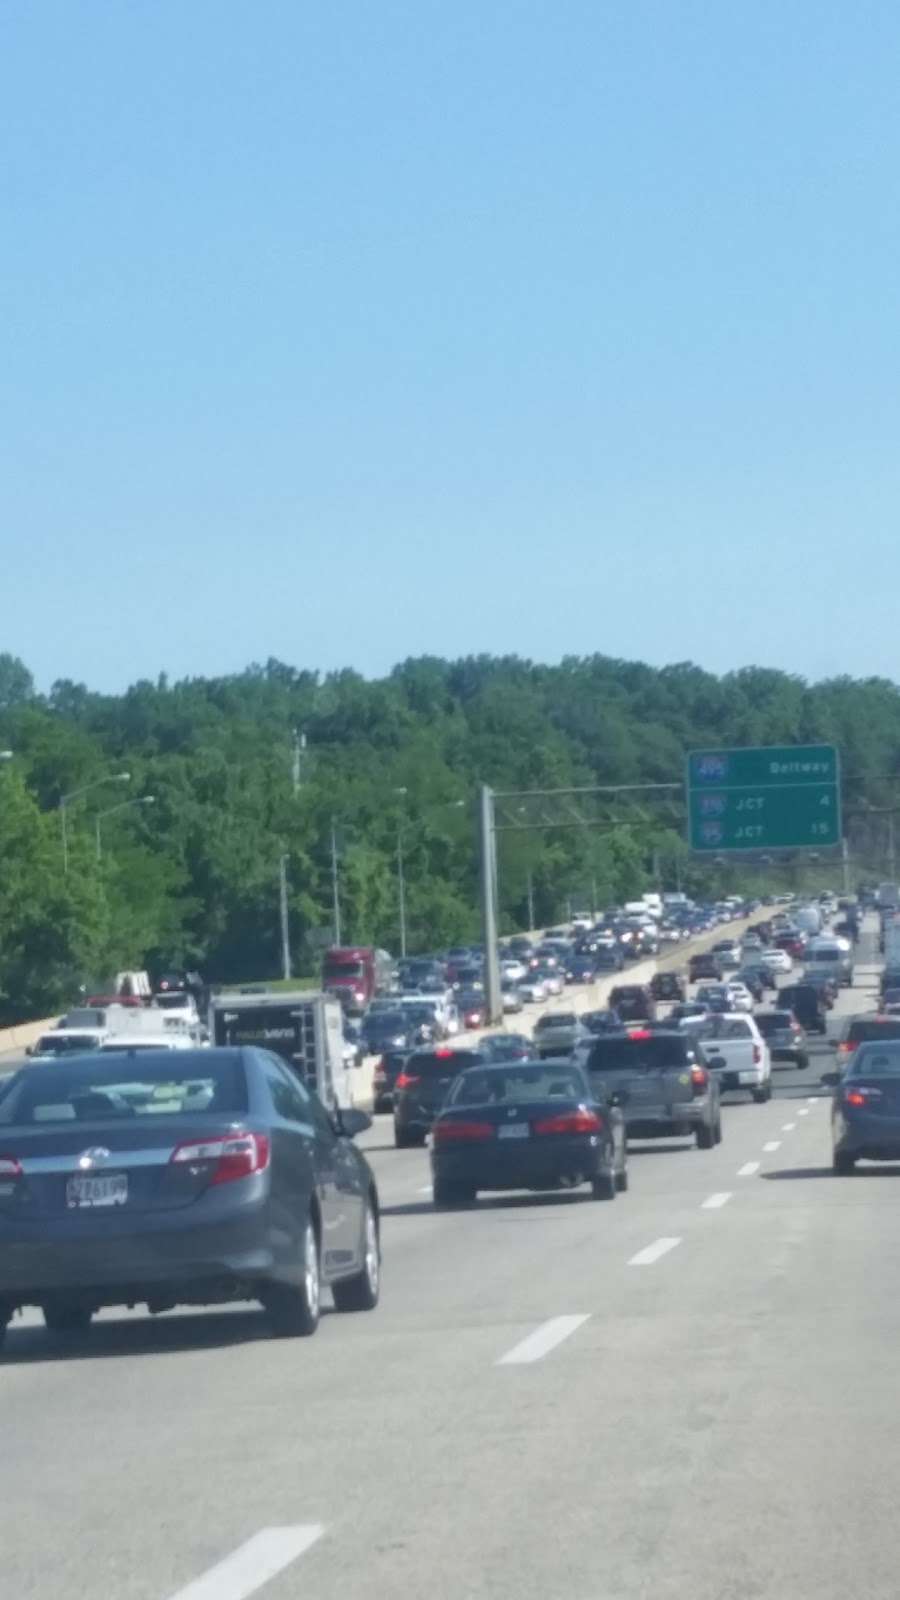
[208,990,354,1109]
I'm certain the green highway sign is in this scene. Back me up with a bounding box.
[687,744,841,853]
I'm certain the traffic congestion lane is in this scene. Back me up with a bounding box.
[0,1049,838,1599]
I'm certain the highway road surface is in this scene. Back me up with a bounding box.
[2,925,891,1599]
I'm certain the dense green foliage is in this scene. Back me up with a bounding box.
[1,649,899,1023]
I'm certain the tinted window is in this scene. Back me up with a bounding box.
[850,1047,900,1077]
[260,1053,312,1120]
[846,1019,900,1045]
[35,1033,102,1056]
[448,1065,589,1106]
[406,1050,486,1077]
[535,1014,577,1031]
[755,1012,794,1034]
[0,1054,247,1125]
[587,1036,689,1073]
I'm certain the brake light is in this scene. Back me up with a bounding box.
[170,1130,270,1186]
[533,1110,602,1135]
[690,1065,708,1091]
[432,1120,494,1144]
[394,1072,420,1089]
[628,1027,652,1040]
[837,1041,854,1054]
[844,1087,882,1107]
[0,1156,22,1179]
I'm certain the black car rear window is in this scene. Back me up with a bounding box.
[0,1053,248,1126]
[846,1019,900,1045]
[755,1012,794,1034]
[448,1064,589,1107]
[586,1035,689,1073]
[406,1050,485,1077]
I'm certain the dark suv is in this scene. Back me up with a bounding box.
[650,971,686,1002]
[393,1047,486,1147]
[689,952,724,982]
[578,1029,722,1148]
[754,1009,808,1069]
[608,984,657,1023]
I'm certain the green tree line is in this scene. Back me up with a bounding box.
[0,649,897,1024]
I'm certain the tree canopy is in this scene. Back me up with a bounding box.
[0,650,896,1023]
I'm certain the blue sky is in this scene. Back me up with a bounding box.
[2,1,899,692]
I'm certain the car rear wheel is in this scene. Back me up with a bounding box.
[751,1085,772,1104]
[42,1302,93,1336]
[796,1053,809,1070]
[590,1165,617,1201]
[394,1126,425,1149]
[695,1121,715,1149]
[615,1161,629,1192]
[833,1149,857,1176]
[713,1114,723,1145]
[433,1179,476,1208]
[262,1218,320,1338]
[332,1202,380,1312]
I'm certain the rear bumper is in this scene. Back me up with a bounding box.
[0,1205,275,1308]
[432,1134,604,1191]
[624,1101,710,1138]
[835,1111,900,1160]
[715,1067,767,1089]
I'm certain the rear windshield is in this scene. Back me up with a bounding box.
[755,1013,794,1034]
[610,987,644,1001]
[535,1014,577,1031]
[807,948,841,963]
[586,1035,688,1073]
[700,1017,754,1040]
[846,1019,900,1044]
[0,1055,248,1125]
[448,1065,589,1107]
[368,1012,408,1030]
[155,992,193,1010]
[850,1047,900,1076]
[406,1051,485,1077]
[35,1033,101,1056]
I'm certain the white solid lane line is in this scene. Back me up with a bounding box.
[737,1161,760,1177]
[166,1527,324,1600]
[701,1192,732,1210]
[782,1122,797,1131]
[762,1140,781,1153]
[497,1314,591,1366]
[628,1237,682,1267]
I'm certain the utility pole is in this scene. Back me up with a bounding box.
[526,869,535,933]
[890,813,897,882]
[278,853,291,980]
[479,784,502,1024]
[841,836,851,898]
[330,818,342,945]
[292,729,306,797]
[397,826,407,958]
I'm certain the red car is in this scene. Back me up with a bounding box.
[775,932,806,959]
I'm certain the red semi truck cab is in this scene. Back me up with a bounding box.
[322,946,393,1014]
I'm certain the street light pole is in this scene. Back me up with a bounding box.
[478,784,502,1024]
[95,795,156,861]
[279,853,291,981]
[330,817,342,946]
[60,772,130,875]
[397,826,407,958]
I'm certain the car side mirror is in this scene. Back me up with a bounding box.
[24,1045,33,1057]
[333,1107,372,1138]
[820,1070,840,1088]
[606,1090,623,1108]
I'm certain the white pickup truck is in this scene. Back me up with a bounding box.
[693,1012,772,1103]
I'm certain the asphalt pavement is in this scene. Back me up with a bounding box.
[2,921,893,1599]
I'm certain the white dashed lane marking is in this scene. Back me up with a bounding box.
[762,1141,781,1153]
[165,1526,325,1600]
[628,1237,682,1267]
[701,1192,732,1210]
[737,1161,760,1177]
[497,1315,591,1366]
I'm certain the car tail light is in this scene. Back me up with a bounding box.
[533,1110,602,1135]
[752,1044,762,1064]
[837,1041,854,1054]
[432,1120,495,1144]
[628,1027,652,1040]
[170,1130,270,1186]
[690,1065,708,1092]
[844,1086,882,1107]
[394,1072,420,1089]
[0,1156,22,1180]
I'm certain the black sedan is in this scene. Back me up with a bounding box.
[0,1048,380,1347]
[361,1009,417,1054]
[832,1041,900,1173]
[430,1060,627,1206]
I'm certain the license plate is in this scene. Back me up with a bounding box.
[498,1123,530,1140]
[66,1174,128,1209]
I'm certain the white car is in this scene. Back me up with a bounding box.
[517,975,548,1003]
[699,1013,772,1103]
[501,958,528,983]
[152,992,200,1027]
[761,947,792,973]
[725,982,754,1013]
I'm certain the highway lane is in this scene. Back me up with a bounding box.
[1,917,888,1599]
